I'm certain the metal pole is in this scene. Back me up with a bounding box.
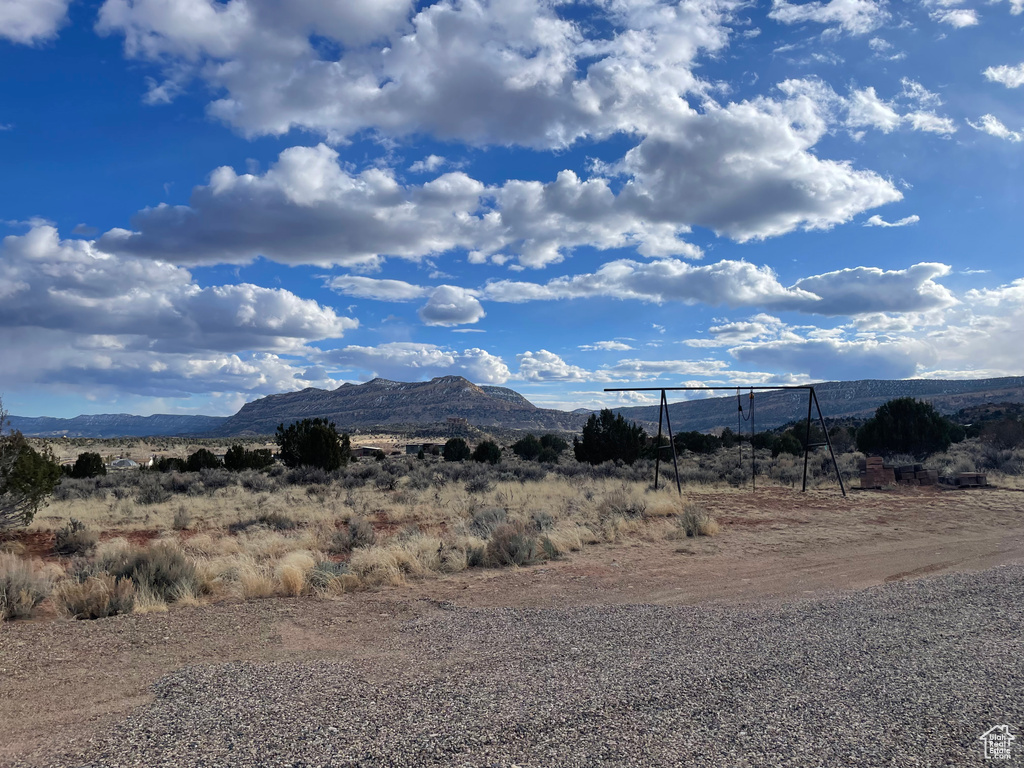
[813,388,846,497]
[602,383,847,498]
[654,392,665,490]
[736,388,742,483]
[802,388,813,492]
[661,389,682,496]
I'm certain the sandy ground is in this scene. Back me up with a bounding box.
[2,484,1022,765]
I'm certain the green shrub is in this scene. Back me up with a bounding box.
[240,471,274,492]
[0,552,52,620]
[466,544,487,568]
[327,516,375,553]
[285,465,331,485]
[185,448,222,472]
[539,434,569,455]
[151,456,187,472]
[857,398,965,458]
[224,445,247,471]
[199,468,235,490]
[224,445,275,471]
[982,418,1024,450]
[464,475,493,494]
[103,544,197,603]
[540,536,560,560]
[511,434,542,461]
[348,516,376,549]
[472,440,502,465]
[470,506,507,537]
[54,518,98,556]
[0,425,63,529]
[55,574,136,620]
[70,452,106,479]
[674,431,721,455]
[530,510,555,531]
[276,418,351,471]
[536,447,560,464]
[136,482,171,505]
[374,473,399,491]
[443,438,471,462]
[574,410,647,466]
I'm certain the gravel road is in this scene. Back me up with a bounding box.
[21,565,1024,767]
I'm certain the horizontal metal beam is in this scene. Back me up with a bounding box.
[603,386,817,392]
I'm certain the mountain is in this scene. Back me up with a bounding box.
[211,376,586,436]
[610,376,1024,434]
[9,376,1023,439]
[6,413,227,438]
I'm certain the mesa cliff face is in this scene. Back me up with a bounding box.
[211,376,586,435]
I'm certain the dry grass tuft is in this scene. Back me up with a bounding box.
[132,585,169,614]
[543,522,594,555]
[599,488,647,520]
[349,548,404,588]
[275,550,317,596]
[486,523,541,567]
[674,503,721,538]
[0,553,53,621]
[55,574,136,620]
[237,557,276,599]
[172,504,192,531]
[0,540,27,556]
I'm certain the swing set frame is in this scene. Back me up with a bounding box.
[603,385,847,497]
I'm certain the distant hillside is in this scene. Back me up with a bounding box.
[211,376,587,436]
[6,413,227,438]
[611,377,1024,433]
[10,376,1023,439]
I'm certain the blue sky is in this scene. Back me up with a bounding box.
[1,0,1022,419]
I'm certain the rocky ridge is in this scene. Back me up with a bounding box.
[210,376,585,436]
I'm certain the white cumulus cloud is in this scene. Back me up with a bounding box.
[792,263,957,315]
[96,0,730,148]
[409,155,447,173]
[483,258,819,309]
[418,285,486,327]
[967,114,1024,141]
[0,0,71,45]
[0,224,356,353]
[327,276,429,302]
[769,0,890,35]
[319,342,510,384]
[983,63,1024,88]
[483,258,958,317]
[516,350,590,382]
[930,8,980,26]
[579,341,635,352]
[864,214,920,227]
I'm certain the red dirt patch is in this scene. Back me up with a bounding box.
[1,530,55,560]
